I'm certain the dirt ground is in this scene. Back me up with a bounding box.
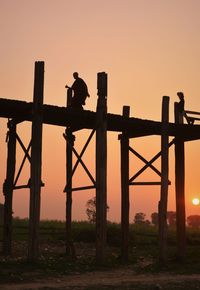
[1,241,200,289]
[2,268,200,290]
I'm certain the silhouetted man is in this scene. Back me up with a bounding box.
[177,91,185,113]
[65,72,90,108]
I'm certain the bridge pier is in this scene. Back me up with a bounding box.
[175,102,186,261]
[96,72,107,264]
[120,106,130,263]
[65,88,76,257]
[28,61,44,261]
[159,96,170,263]
[3,120,16,255]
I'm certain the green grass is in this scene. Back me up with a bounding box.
[1,220,200,285]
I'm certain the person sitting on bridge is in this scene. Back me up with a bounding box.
[65,72,90,108]
[177,91,194,124]
[177,91,185,113]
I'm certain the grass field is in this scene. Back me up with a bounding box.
[1,219,200,289]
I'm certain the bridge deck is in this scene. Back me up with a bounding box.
[0,98,200,140]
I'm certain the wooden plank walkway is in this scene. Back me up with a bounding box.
[0,98,200,140]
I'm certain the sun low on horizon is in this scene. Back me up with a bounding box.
[192,198,200,206]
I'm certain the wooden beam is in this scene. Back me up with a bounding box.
[68,128,96,185]
[120,106,130,263]
[65,88,76,258]
[175,102,186,261]
[129,139,175,183]
[28,61,44,261]
[184,110,200,116]
[96,72,107,264]
[159,96,170,264]
[65,128,75,257]
[129,146,162,178]
[67,88,73,107]
[1,98,200,140]
[3,120,16,255]
[13,140,31,187]
[63,136,96,186]
[15,134,31,162]
[130,181,163,186]
[68,185,96,192]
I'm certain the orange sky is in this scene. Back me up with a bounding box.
[0,0,200,222]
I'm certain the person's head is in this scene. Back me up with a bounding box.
[73,72,79,79]
[177,91,184,101]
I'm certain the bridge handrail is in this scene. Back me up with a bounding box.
[184,110,200,125]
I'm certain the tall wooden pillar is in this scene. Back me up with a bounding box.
[28,61,44,261]
[120,106,130,263]
[159,96,170,263]
[96,72,107,264]
[174,102,186,261]
[65,88,75,256]
[3,120,16,255]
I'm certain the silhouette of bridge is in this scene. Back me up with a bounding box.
[1,61,200,264]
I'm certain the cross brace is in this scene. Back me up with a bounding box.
[129,138,175,185]
[3,122,44,192]
[63,128,96,192]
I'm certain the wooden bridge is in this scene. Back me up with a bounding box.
[1,61,200,264]
[0,97,200,139]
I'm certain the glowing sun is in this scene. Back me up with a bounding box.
[192,198,200,206]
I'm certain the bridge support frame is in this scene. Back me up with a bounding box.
[159,96,170,263]
[175,102,186,261]
[28,61,44,261]
[119,96,171,263]
[3,120,16,255]
[120,106,130,263]
[64,72,108,264]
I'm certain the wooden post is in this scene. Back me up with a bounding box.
[3,120,16,255]
[96,72,107,264]
[159,96,170,263]
[120,106,130,263]
[28,61,44,261]
[65,88,75,257]
[174,102,186,261]
[67,88,73,107]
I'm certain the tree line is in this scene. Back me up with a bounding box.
[85,198,200,228]
[1,199,200,229]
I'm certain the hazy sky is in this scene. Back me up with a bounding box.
[0,0,200,221]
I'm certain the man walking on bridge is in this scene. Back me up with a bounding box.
[65,72,90,108]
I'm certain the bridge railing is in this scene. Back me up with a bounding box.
[184,110,200,124]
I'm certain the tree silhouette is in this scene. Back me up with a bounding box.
[167,211,176,227]
[134,212,146,224]
[151,212,158,226]
[187,215,200,228]
[86,197,109,223]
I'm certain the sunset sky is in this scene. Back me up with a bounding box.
[0,0,200,222]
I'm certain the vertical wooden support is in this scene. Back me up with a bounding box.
[65,88,75,257]
[96,72,107,264]
[28,61,44,261]
[120,106,130,263]
[174,102,186,261]
[159,96,170,263]
[67,88,73,107]
[3,120,16,255]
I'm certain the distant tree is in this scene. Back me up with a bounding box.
[167,211,176,227]
[86,197,109,223]
[145,219,151,225]
[187,215,200,228]
[134,212,146,224]
[151,212,159,226]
